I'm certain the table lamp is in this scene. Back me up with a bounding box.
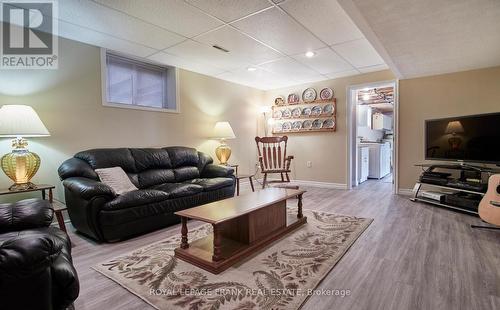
[445,120,464,150]
[213,121,235,165]
[0,105,50,190]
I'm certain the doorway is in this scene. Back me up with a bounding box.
[346,80,399,194]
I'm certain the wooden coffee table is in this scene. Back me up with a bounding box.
[174,188,306,274]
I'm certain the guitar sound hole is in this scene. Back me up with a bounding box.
[497,185,500,194]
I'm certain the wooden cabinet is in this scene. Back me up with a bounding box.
[372,113,392,130]
[358,147,369,183]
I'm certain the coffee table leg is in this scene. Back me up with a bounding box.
[297,193,303,219]
[249,176,255,192]
[236,178,240,196]
[212,224,222,262]
[181,217,189,249]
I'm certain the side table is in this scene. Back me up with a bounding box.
[234,174,255,196]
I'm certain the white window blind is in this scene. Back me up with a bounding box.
[105,52,176,111]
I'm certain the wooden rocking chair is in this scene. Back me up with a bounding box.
[255,136,294,189]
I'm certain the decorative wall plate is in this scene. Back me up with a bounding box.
[273,109,282,119]
[301,107,311,117]
[302,120,312,129]
[291,107,301,118]
[282,108,292,118]
[274,122,283,132]
[322,103,334,115]
[292,121,302,130]
[302,88,317,103]
[319,87,334,100]
[323,119,335,128]
[311,105,322,117]
[312,119,322,129]
[288,93,300,104]
[282,121,292,131]
[274,96,285,106]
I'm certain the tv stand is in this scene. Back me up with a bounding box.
[410,164,500,215]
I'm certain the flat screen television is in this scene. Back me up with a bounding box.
[425,112,500,164]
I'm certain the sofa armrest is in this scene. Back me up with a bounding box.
[0,234,62,278]
[62,177,116,200]
[201,164,234,178]
[0,199,53,234]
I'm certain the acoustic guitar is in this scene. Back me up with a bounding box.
[478,174,500,226]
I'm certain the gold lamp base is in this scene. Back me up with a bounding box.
[215,139,232,165]
[1,138,41,191]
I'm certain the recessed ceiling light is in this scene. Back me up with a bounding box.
[305,51,315,58]
[247,67,257,71]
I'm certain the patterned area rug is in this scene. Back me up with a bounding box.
[93,209,372,310]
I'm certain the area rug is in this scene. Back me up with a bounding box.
[93,209,372,310]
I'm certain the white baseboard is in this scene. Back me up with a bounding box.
[398,188,414,196]
[252,177,347,190]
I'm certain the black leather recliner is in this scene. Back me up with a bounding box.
[0,198,80,310]
[58,146,235,242]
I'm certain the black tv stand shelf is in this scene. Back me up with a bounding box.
[410,164,500,215]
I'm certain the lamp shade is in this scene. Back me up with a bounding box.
[0,105,50,137]
[445,120,464,134]
[213,121,236,139]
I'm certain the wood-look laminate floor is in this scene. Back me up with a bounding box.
[69,180,500,310]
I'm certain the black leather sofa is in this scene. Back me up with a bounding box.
[58,147,235,242]
[0,198,79,310]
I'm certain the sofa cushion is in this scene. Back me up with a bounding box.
[137,169,175,189]
[165,147,199,168]
[151,183,203,198]
[103,189,169,210]
[75,148,137,172]
[95,167,138,195]
[173,166,200,182]
[131,148,172,171]
[187,177,234,191]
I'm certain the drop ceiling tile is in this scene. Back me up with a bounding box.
[331,38,385,68]
[259,57,320,79]
[217,67,284,88]
[292,47,354,74]
[59,21,157,58]
[325,69,360,79]
[232,7,325,55]
[185,0,272,23]
[148,51,226,76]
[59,0,185,50]
[358,63,389,73]
[280,0,364,45]
[196,26,282,64]
[165,39,251,71]
[94,0,223,37]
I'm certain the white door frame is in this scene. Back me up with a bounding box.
[346,79,399,194]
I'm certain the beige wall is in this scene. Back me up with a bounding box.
[263,70,395,185]
[7,35,477,199]
[398,66,500,190]
[0,38,262,202]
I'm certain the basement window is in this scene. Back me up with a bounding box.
[101,50,179,113]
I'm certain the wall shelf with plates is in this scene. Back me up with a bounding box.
[272,88,336,134]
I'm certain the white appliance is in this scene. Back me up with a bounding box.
[357,105,372,128]
[363,142,391,179]
[358,146,369,183]
[373,113,392,130]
